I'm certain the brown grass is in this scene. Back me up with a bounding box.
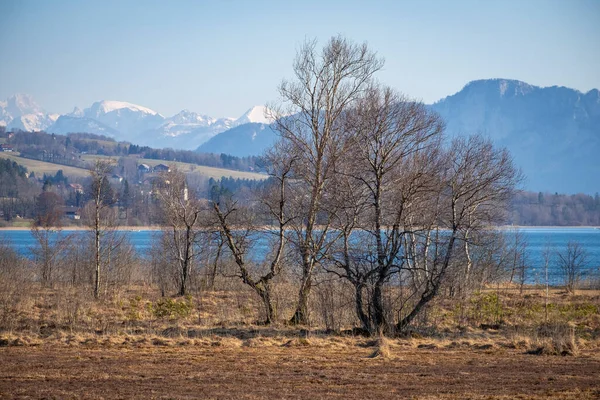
[1,343,599,399]
[81,154,268,180]
[368,336,392,359]
[0,153,91,177]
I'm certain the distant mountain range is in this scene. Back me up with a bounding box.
[0,96,270,150]
[1,79,598,193]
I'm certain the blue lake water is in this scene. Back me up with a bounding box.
[1,227,598,285]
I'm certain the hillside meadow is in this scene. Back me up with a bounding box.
[0,152,267,181]
[80,154,267,181]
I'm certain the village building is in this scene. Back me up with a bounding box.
[138,163,151,173]
[153,163,170,172]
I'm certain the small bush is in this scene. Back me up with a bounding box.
[148,296,194,320]
[527,322,579,356]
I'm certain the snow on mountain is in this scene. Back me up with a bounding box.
[4,95,272,149]
[3,93,45,116]
[233,105,272,125]
[1,94,51,131]
[132,110,238,150]
[87,100,160,117]
[167,109,213,125]
[68,107,84,117]
[75,100,165,142]
[7,113,57,132]
[49,115,119,137]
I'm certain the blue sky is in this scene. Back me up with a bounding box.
[1,0,598,117]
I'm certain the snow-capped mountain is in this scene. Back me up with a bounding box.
[133,109,239,149]
[2,95,275,149]
[7,113,59,132]
[79,100,166,143]
[50,115,119,137]
[44,101,275,149]
[233,105,272,125]
[0,94,55,131]
[1,93,44,117]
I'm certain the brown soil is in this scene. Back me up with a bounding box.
[1,345,599,399]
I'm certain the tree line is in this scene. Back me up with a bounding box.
[511,191,600,226]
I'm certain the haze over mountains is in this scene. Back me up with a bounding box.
[1,79,598,193]
[0,96,270,151]
[430,79,599,194]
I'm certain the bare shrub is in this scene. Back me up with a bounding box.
[312,278,356,332]
[527,322,579,356]
[0,238,33,332]
[368,336,392,359]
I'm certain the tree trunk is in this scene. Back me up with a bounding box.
[258,285,275,325]
[94,204,101,299]
[355,283,371,333]
[290,270,312,325]
[397,234,456,332]
[371,278,388,335]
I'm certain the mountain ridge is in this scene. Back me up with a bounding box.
[0,94,271,150]
[2,79,598,193]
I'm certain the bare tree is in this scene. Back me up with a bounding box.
[212,144,294,324]
[557,241,588,294]
[154,167,203,296]
[269,35,384,324]
[396,135,521,332]
[85,160,116,299]
[326,85,444,334]
[500,228,529,294]
[30,191,69,287]
[542,241,553,322]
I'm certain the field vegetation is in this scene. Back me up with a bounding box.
[0,152,91,178]
[80,154,267,181]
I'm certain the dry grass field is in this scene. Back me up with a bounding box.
[81,154,268,181]
[0,285,599,399]
[0,153,91,178]
[1,337,599,399]
[0,152,267,182]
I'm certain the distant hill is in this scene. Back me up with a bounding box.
[430,79,600,194]
[197,123,278,157]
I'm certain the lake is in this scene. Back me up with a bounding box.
[1,227,598,285]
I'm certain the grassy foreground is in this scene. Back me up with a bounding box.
[1,342,599,399]
[0,285,599,398]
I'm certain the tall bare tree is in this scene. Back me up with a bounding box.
[212,143,295,324]
[327,85,444,334]
[154,167,203,296]
[269,35,384,324]
[85,160,115,299]
[396,135,521,331]
[31,190,69,287]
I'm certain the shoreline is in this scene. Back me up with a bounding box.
[0,225,163,231]
[0,225,598,231]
